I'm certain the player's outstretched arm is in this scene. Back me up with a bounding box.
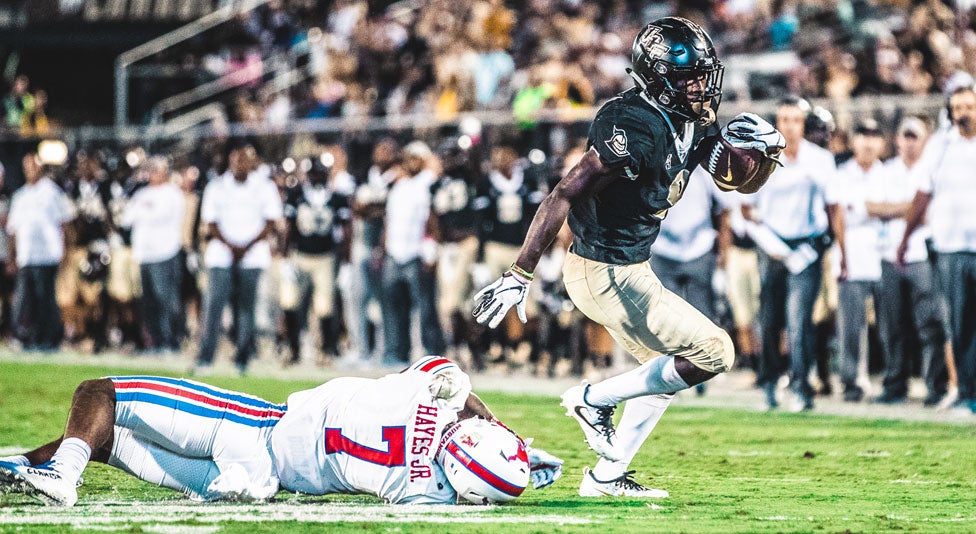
[458,392,495,422]
[473,148,614,328]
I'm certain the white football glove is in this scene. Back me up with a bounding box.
[722,112,786,161]
[473,271,529,328]
[525,442,564,489]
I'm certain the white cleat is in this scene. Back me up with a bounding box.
[579,466,669,498]
[560,382,623,462]
[0,461,78,506]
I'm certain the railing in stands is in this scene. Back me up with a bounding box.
[64,93,946,149]
[148,39,313,126]
[114,0,273,127]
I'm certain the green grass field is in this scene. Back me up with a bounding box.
[1,360,975,533]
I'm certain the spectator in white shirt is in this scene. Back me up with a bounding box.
[830,120,887,403]
[380,141,445,365]
[899,85,976,414]
[122,157,186,353]
[742,96,846,412]
[872,117,947,406]
[6,151,75,351]
[195,143,283,374]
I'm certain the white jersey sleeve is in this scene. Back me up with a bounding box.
[271,365,471,504]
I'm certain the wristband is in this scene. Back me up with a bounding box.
[509,263,534,281]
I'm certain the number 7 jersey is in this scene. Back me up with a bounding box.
[270,357,471,504]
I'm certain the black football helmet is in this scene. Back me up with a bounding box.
[629,17,724,125]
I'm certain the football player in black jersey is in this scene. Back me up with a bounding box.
[472,139,546,370]
[429,138,482,366]
[474,17,784,497]
[280,154,351,365]
[61,151,114,353]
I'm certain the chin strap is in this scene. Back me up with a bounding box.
[697,107,716,127]
[627,68,648,93]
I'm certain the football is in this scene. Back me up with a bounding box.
[704,135,766,193]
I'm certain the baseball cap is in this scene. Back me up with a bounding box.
[897,117,927,139]
[853,118,884,137]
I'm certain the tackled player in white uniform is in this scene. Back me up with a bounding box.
[0,357,562,506]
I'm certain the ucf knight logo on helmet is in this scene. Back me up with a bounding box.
[638,25,670,62]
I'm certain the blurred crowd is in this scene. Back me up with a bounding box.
[8,0,976,132]
[183,0,976,129]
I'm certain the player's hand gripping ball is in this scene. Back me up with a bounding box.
[706,112,786,194]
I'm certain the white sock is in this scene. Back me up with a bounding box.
[0,455,30,467]
[586,356,690,407]
[591,394,673,481]
[49,438,91,484]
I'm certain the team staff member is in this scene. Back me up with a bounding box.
[7,151,75,351]
[898,85,976,414]
[830,120,886,403]
[195,143,283,375]
[742,97,845,412]
[873,117,947,406]
[474,18,784,496]
[122,157,185,353]
[380,141,445,365]
[347,139,399,364]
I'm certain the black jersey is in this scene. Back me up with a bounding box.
[65,178,111,247]
[107,178,144,246]
[429,174,477,242]
[284,183,351,255]
[568,88,719,264]
[474,166,545,247]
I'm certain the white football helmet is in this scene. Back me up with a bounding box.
[437,418,530,504]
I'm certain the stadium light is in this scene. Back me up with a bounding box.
[37,140,69,166]
[282,157,297,173]
[126,148,146,168]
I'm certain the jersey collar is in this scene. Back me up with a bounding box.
[489,164,524,194]
[639,92,680,137]
[639,92,694,162]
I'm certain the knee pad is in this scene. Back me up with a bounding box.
[694,328,735,374]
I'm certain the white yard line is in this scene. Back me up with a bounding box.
[0,502,593,526]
